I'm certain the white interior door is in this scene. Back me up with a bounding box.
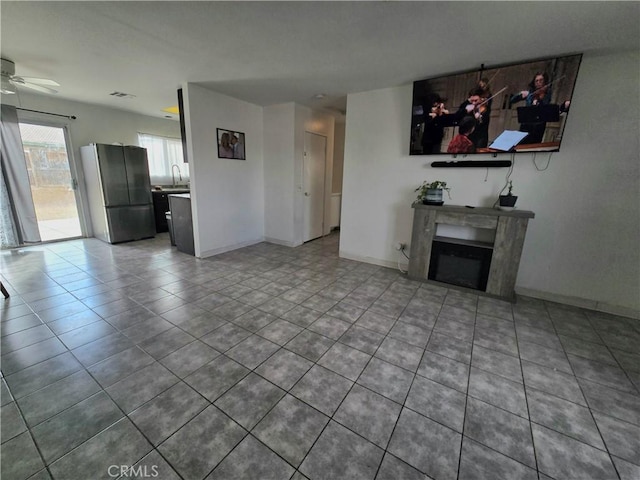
[303,132,326,242]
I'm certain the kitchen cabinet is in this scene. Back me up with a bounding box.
[152,189,189,232]
[169,194,194,256]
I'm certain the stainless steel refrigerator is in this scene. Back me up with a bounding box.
[81,144,155,243]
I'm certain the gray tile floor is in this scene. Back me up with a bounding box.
[1,233,639,480]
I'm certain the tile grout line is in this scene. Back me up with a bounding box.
[3,235,639,480]
[566,308,626,480]
[281,272,396,477]
[513,300,542,479]
[455,294,478,480]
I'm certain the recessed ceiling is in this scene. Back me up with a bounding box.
[1,1,637,119]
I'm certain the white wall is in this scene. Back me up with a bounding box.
[4,92,180,157]
[263,103,296,245]
[333,119,345,194]
[341,50,639,316]
[183,84,264,258]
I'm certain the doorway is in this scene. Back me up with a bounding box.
[18,122,83,241]
[303,132,327,242]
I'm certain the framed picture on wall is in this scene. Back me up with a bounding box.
[217,128,246,160]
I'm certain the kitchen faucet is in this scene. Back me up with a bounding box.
[171,164,182,187]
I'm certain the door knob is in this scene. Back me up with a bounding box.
[304,192,310,196]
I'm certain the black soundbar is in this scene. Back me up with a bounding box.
[430,160,512,168]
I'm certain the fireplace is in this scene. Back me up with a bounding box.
[408,204,534,301]
[428,237,493,291]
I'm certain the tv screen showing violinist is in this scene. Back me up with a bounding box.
[409,54,582,155]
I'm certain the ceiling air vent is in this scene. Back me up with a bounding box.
[109,91,136,99]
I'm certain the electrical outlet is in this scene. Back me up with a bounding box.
[395,242,406,251]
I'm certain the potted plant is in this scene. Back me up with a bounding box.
[415,180,451,205]
[499,180,518,209]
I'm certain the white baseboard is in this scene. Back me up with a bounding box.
[199,242,638,320]
[339,250,408,271]
[198,237,265,258]
[515,287,597,310]
[263,237,301,248]
[515,287,639,320]
[338,252,639,320]
[593,301,640,320]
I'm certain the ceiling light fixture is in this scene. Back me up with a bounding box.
[313,93,327,100]
[162,105,180,115]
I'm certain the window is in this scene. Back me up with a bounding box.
[138,133,188,185]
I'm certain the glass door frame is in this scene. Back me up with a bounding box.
[16,112,90,241]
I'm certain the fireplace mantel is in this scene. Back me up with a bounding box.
[408,204,535,301]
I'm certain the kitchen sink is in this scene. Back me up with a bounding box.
[153,185,190,192]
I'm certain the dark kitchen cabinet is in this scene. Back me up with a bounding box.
[169,194,194,256]
[152,190,189,232]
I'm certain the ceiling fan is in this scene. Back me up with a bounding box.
[1,58,59,95]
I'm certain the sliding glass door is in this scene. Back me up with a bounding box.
[18,122,83,241]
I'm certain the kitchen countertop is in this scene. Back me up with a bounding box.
[152,188,190,194]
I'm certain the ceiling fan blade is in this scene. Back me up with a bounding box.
[10,78,58,94]
[1,75,16,94]
[18,76,60,87]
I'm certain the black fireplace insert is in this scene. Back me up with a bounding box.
[428,238,493,291]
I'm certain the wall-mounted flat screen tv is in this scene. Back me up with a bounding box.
[410,54,582,155]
